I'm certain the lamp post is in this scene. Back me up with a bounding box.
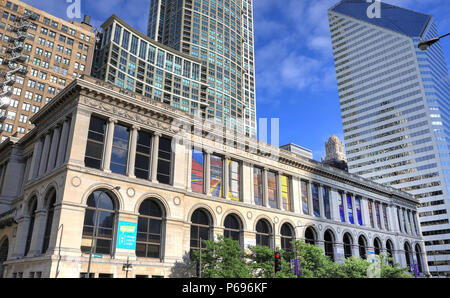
[122,257,133,278]
[418,33,450,51]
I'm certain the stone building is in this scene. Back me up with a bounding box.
[0,76,428,278]
[323,135,348,172]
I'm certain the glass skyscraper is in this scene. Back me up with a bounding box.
[329,0,450,276]
[147,0,257,138]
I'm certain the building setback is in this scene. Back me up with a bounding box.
[147,0,257,138]
[328,0,450,276]
[0,0,96,142]
[0,76,427,278]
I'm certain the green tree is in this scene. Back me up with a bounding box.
[190,236,252,278]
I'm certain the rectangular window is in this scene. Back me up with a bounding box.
[156,49,165,68]
[85,116,106,169]
[130,35,138,55]
[253,167,263,206]
[110,124,130,175]
[228,160,240,201]
[148,46,156,64]
[281,175,291,212]
[355,196,363,225]
[210,154,223,197]
[114,25,122,43]
[157,136,172,185]
[397,208,403,233]
[267,171,277,208]
[122,30,130,50]
[338,193,345,222]
[347,195,354,224]
[301,181,309,215]
[135,130,152,180]
[323,187,331,220]
[139,40,147,59]
[312,184,320,217]
[191,149,204,194]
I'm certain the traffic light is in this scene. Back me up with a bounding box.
[274,251,282,273]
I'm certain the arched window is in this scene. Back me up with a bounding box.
[81,190,117,256]
[0,238,8,278]
[42,189,56,254]
[404,242,412,269]
[24,197,37,256]
[358,236,367,259]
[256,219,272,248]
[343,233,353,259]
[190,209,212,253]
[374,238,382,255]
[324,230,335,261]
[280,223,295,252]
[224,214,242,245]
[386,240,394,265]
[136,198,165,259]
[304,227,316,245]
[415,244,423,274]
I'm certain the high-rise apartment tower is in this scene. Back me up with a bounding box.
[329,0,450,276]
[147,0,257,137]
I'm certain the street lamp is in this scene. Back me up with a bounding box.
[418,33,450,51]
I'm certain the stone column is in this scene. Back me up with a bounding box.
[361,197,371,227]
[307,181,314,216]
[351,194,358,225]
[127,126,139,178]
[151,132,161,183]
[342,192,349,223]
[291,177,300,214]
[102,118,116,173]
[371,201,378,229]
[223,156,230,199]
[56,118,70,167]
[242,162,253,205]
[38,131,52,176]
[186,145,193,192]
[46,124,61,172]
[379,202,386,230]
[12,216,29,258]
[331,188,341,222]
[318,184,325,219]
[262,168,269,208]
[29,138,43,180]
[204,150,211,195]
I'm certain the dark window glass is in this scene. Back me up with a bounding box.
[85,116,106,169]
[374,238,381,255]
[42,190,56,253]
[224,214,241,244]
[343,233,352,258]
[24,198,37,255]
[81,190,116,256]
[347,195,354,224]
[190,209,211,254]
[135,131,152,179]
[358,236,367,259]
[324,230,334,261]
[280,224,294,252]
[256,220,271,248]
[157,137,172,185]
[136,199,164,259]
[312,184,320,217]
[323,187,331,219]
[305,227,316,245]
[110,124,130,175]
[301,181,309,215]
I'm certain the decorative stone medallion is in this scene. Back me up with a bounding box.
[337,227,341,233]
[173,197,181,206]
[71,176,81,188]
[273,217,279,224]
[318,224,323,231]
[216,206,222,214]
[127,187,135,198]
[247,212,252,219]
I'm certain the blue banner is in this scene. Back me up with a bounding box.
[116,221,137,250]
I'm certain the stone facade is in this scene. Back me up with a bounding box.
[0,76,429,278]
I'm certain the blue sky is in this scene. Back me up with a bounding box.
[23,0,450,160]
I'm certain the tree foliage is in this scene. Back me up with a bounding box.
[188,237,413,279]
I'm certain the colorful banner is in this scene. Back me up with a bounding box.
[116,221,137,250]
[210,155,223,197]
[191,149,204,194]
